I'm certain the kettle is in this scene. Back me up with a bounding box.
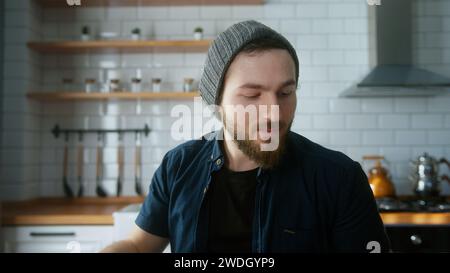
[363,155,396,198]
[409,153,450,197]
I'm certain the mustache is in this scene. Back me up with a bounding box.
[255,121,287,132]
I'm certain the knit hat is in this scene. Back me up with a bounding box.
[199,20,299,106]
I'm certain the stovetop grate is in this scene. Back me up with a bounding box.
[376,197,450,212]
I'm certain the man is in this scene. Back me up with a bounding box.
[102,20,390,253]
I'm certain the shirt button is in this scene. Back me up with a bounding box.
[215,159,222,166]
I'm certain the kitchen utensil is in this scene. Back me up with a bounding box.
[363,155,396,198]
[96,133,108,197]
[76,133,84,197]
[134,132,143,196]
[409,153,450,197]
[116,133,124,197]
[62,134,74,198]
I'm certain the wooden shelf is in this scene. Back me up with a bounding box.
[27,91,200,101]
[37,0,264,7]
[27,39,212,54]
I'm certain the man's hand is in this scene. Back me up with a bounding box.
[100,224,169,253]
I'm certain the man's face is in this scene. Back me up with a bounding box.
[220,48,297,169]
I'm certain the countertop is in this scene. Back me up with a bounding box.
[1,197,450,226]
[0,197,144,226]
[380,212,450,226]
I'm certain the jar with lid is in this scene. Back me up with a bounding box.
[183,78,194,92]
[131,78,142,93]
[109,79,121,92]
[84,78,96,93]
[152,78,161,93]
[62,78,74,92]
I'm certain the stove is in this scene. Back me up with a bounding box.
[376,197,450,212]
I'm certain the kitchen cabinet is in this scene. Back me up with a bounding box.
[385,226,450,253]
[2,225,113,253]
[1,197,142,253]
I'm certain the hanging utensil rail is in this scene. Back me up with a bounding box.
[51,124,151,138]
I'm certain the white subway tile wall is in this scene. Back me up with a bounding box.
[1,0,450,200]
[2,0,42,200]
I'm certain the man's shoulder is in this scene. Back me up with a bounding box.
[288,131,365,194]
[163,131,216,164]
[288,131,357,171]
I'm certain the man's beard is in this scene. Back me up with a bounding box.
[222,114,291,170]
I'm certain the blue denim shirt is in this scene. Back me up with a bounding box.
[136,130,389,253]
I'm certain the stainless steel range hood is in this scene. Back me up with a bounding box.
[341,0,450,97]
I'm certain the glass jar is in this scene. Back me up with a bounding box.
[84,78,96,93]
[131,78,142,93]
[152,78,161,93]
[110,79,121,92]
[62,78,74,92]
[183,78,194,92]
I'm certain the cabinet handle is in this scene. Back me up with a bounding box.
[29,232,76,237]
[410,234,422,246]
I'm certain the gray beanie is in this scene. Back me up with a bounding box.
[199,20,299,106]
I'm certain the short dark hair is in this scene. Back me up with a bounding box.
[217,37,298,104]
[241,36,294,54]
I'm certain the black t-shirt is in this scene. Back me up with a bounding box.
[206,166,259,253]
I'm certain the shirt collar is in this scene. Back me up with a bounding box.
[205,130,225,169]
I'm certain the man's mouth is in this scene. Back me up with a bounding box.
[255,122,283,141]
[258,129,274,141]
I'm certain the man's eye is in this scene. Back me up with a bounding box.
[280,90,294,96]
[242,93,260,98]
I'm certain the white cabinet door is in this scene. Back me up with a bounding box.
[3,225,113,253]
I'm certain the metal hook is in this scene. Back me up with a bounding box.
[97,132,104,144]
[136,131,142,144]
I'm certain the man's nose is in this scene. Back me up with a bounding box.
[259,93,281,121]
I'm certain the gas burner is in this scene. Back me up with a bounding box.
[437,203,450,211]
[409,199,450,212]
[376,197,450,212]
[376,198,409,211]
